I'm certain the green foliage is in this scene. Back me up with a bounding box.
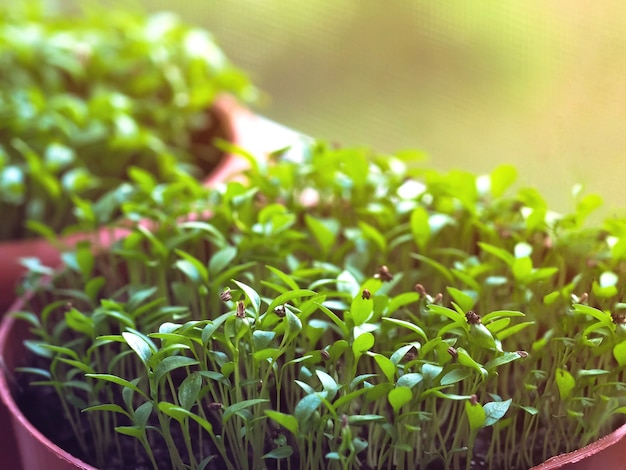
[0,3,255,240]
[15,140,626,470]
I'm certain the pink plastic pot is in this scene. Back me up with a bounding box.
[530,423,626,469]
[0,95,258,315]
[0,297,96,469]
[3,298,626,470]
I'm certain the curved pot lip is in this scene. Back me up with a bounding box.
[530,421,626,469]
[201,93,255,187]
[0,295,97,470]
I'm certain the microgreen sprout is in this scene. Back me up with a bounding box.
[12,141,626,470]
[0,4,254,240]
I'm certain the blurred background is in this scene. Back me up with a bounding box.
[39,1,626,216]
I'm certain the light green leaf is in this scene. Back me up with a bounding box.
[483,399,512,426]
[123,331,155,366]
[388,386,412,414]
[223,398,269,423]
[263,446,293,459]
[410,206,430,250]
[614,341,626,367]
[373,354,396,383]
[294,393,322,423]
[465,400,486,431]
[265,410,299,435]
[305,215,335,255]
[382,317,428,341]
[555,368,576,400]
[154,356,199,385]
[232,279,261,315]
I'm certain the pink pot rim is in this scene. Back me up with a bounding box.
[530,420,626,468]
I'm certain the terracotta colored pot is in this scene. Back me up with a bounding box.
[0,95,257,315]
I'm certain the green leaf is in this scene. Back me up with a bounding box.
[178,372,202,410]
[512,257,533,283]
[202,313,232,346]
[223,398,269,423]
[387,292,420,315]
[352,332,375,359]
[265,289,317,316]
[115,426,144,438]
[396,373,423,389]
[572,304,612,325]
[85,374,146,397]
[122,332,154,366]
[490,164,517,197]
[469,323,498,351]
[232,279,261,315]
[441,368,473,386]
[485,318,511,334]
[480,310,525,323]
[82,404,131,418]
[446,287,476,312]
[484,352,525,371]
[351,295,373,326]
[478,242,515,266]
[266,265,301,292]
[390,344,418,365]
[465,400,486,431]
[456,348,487,379]
[350,373,378,390]
[520,405,538,415]
[208,246,237,276]
[314,302,350,338]
[358,221,387,253]
[421,363,443,383]
[577,369,609,378]
[388,386,412,414]
[576,193,603,220]
[134,402,153,428]
[252,330,276,351]
[614,341,626,367]
[483,399,512,426]
[158,402,215,436]
[373,354,396,383]
[265,410,299,435]
[305,215,335,255]
[410,206,430,249]
[263,446,293,459]
[65,308,94,336]
[496,321,534,341]
[175,249,209,284]
[284,309,302,342]
[411,253,454,283]
[316,369,339,393]
[154,356,199,385]
[555,368,576,400]
[382,317,428,341]
[294,393,323,424]
[348,414,386,425]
